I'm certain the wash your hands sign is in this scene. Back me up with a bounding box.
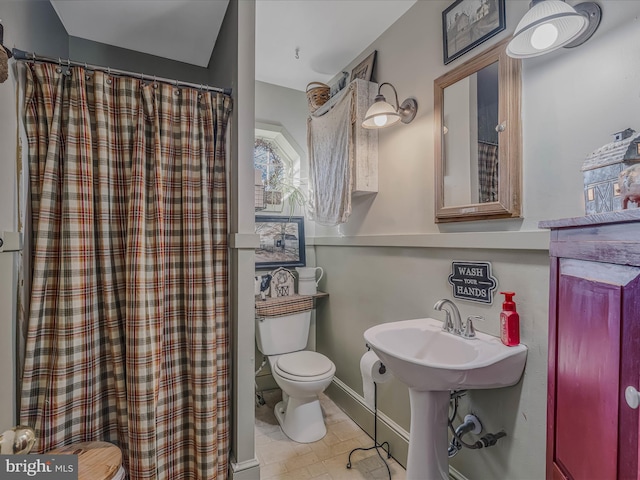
[448,261,498,304]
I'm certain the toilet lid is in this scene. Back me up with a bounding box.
[47,441,122,480]
[276,351,333,377]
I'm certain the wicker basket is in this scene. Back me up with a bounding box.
[255,294,314,318]
[306,82,330,113]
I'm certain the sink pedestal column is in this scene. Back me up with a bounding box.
[407,389,449,480]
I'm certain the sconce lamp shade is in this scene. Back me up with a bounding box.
[362,82,418,130]
[507,1,601,58]
[362,96,402,129]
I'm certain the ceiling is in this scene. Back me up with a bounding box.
[255,0,416,91]
[51,0,417,92]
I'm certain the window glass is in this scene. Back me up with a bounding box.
[254,138,285,193]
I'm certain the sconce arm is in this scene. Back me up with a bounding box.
[377,82,401,112]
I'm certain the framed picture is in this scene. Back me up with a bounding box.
[255,215,306,270]
[442,0,506,65]
[350,50,377,83]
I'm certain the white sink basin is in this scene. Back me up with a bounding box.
[364,317,527,392]
[363,317,527,480]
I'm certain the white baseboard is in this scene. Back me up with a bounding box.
[449,467,469,480]
[327,377,410,466]
[332,377,410,441]
[326,378,469,480]
[230,458,260,480]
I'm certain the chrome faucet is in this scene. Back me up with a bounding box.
[434,299,463,335]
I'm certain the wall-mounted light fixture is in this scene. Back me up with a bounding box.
[362,82,418,129]
[506,0,601,59]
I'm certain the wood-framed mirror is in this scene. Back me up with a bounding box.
[434,38,521,223]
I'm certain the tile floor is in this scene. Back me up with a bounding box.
[255,389,407,480]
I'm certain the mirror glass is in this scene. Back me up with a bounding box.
[443,61,498,207]
[434,39,521,223]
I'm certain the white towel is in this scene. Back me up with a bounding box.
[307,85,354,226]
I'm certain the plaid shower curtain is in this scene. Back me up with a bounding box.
[478,141,498,203]
[19,63,232,480]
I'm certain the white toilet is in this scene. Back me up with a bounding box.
[255,310,336,443]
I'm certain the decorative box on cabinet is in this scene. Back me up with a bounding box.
[313,79,378,194]
[540,210,640,480]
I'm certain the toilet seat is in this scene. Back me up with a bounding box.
[274,351,334,382]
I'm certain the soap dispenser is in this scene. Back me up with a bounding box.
[499,291,520,346]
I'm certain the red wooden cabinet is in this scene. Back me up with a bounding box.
[541,211,640,480]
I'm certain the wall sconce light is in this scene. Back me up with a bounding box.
[506,0,601,59]
[362,82,418,129]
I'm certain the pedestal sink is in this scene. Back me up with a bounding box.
[363,317,527,480]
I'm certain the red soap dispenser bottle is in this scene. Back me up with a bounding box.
[500,291,520,346]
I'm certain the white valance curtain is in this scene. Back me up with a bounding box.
[307,84,354,226]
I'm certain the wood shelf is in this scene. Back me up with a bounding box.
[255,292,328,318]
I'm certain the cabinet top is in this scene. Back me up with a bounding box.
[539,209,640,230]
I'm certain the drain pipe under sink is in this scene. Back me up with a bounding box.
[448,414,482,458]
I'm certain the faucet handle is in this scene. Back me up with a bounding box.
[463,315,483,339]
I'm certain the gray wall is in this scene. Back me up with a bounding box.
[255,81,308,162]
[0,0,69,432]
[207,0,237,97]
[317,246,549,478]
[219,1,258,477]
[68,37,214,85]
[312,1,640,479]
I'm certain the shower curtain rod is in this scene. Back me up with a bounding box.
[11,48,232,96]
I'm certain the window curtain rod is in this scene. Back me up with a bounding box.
[11,48,232,96]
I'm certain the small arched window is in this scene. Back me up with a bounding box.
[254,123,305,214]
[254,138,285,204]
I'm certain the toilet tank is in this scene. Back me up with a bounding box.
[255,310,311,355]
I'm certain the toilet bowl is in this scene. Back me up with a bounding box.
[255,308,336,443]
[268,350,336,443]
